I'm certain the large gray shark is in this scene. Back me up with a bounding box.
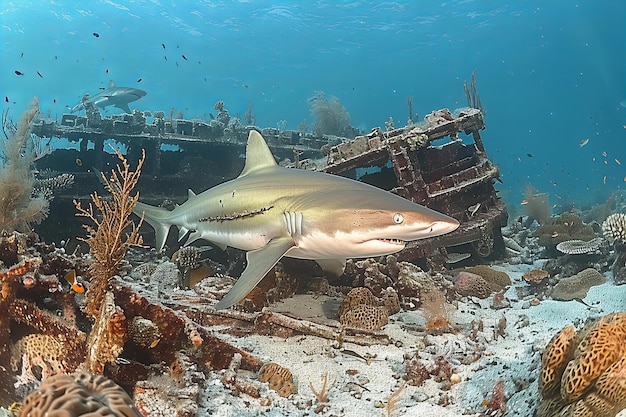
[134,131,459,309]
[70,80,146,114]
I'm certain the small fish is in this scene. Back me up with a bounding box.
[20,52,23,58]
[602,151,607,157]
[105,68,109,74]
[341,349,372,365]
[164,55,168,61]
[137,78,142,83]
[76,158,83,166]
[4,96,8,103]
[603,175,607,184]
[521,199,529,205]
[517,157,522,162]
[162,43,166,49]
[527,153,533,158]
[615,158,621,165]
[551,231,559,238]
[15,70,23,75]
[64,269,85,293]
[182,54,188,60]
[579,138,589,147]
[37,70,43,78]
[93,32,100,37]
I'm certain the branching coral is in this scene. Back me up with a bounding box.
[74,149,145,317]
[0,98,52,232]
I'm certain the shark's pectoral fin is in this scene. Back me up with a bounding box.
[117,103,132,113]
[214,237,294,309]
[315,258,346,278]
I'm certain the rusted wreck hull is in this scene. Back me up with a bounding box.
[322,108,507,262]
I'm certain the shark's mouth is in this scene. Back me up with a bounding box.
[374,238,406,246]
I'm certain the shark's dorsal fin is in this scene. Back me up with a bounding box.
[109,80,116,88]
[239,130,277,177]
[188,189,196,199]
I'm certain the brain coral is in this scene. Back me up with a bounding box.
[453,271,492,299]
[537,312,626,417]
[19,372,142,417]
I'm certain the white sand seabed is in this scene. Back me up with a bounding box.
[202,261,626,417]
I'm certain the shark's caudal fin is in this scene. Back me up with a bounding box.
[238,130,278,177]
[133,202,172,252]
[214,236,294,309]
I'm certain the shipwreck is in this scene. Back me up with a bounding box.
[31,102,506,266]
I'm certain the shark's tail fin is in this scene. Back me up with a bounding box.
[134,202,173,252]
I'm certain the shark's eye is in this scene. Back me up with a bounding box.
[393,213,404,224]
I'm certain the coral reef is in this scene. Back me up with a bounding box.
[0,99,55,232]
[346,255,446,311]
[533,213,596,250]
[551,268,606,301]
[19,372,142,417]
[537,312,626,417]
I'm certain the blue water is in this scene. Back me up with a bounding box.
[1,1,624,211]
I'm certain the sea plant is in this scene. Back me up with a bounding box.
[0,98,53,232]
[308,91,351,137]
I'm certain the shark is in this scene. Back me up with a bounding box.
[134,130,460,309]
[70,80,147,114]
